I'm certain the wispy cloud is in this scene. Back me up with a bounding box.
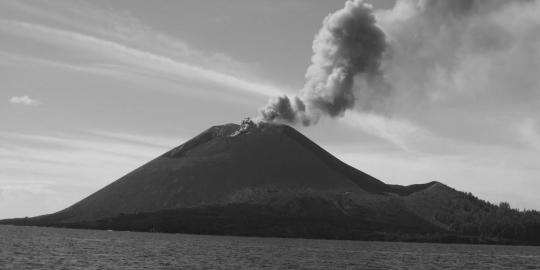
[516,118,540,150]
[339,112,456,154]
[87,130,182,149]
[0,131,175,164]
[9,95,40,106]
[0,130,181,218]
[1,0,256,77]
[0,18,284,97]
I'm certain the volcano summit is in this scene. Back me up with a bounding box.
[3,120,540,244]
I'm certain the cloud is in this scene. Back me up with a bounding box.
[0,0,257,78]
[9,95,40,105]
[338,111,464,154]
[0,131,173,164]
[340,112,428,152]
[0,0,286,100]
[375,0,540,111]
[516,118,540,150]
[0,130,179,218]
[87,129,182,149]
[0,20,284,98]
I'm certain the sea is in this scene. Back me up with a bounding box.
[1,225,539,269]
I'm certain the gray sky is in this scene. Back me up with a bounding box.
[1,0,539,219]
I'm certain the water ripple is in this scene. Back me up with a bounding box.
[1,225,539,269]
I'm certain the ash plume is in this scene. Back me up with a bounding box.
[261,0,540,129]
[260,0,388,125]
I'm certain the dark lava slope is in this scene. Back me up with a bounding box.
[42,122,434,221]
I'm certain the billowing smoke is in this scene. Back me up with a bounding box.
[260,0,388,125]
[261,0,540,131]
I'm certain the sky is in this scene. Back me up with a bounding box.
[1,0,539,219]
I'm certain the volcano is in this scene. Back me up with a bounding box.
[4,120,540,244]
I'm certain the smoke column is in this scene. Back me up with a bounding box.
[260,0,388,126]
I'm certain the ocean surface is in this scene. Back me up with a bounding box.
[1,225,539,269]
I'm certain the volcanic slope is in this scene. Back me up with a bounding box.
[5,122,539,243]
[36,123,427,220]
